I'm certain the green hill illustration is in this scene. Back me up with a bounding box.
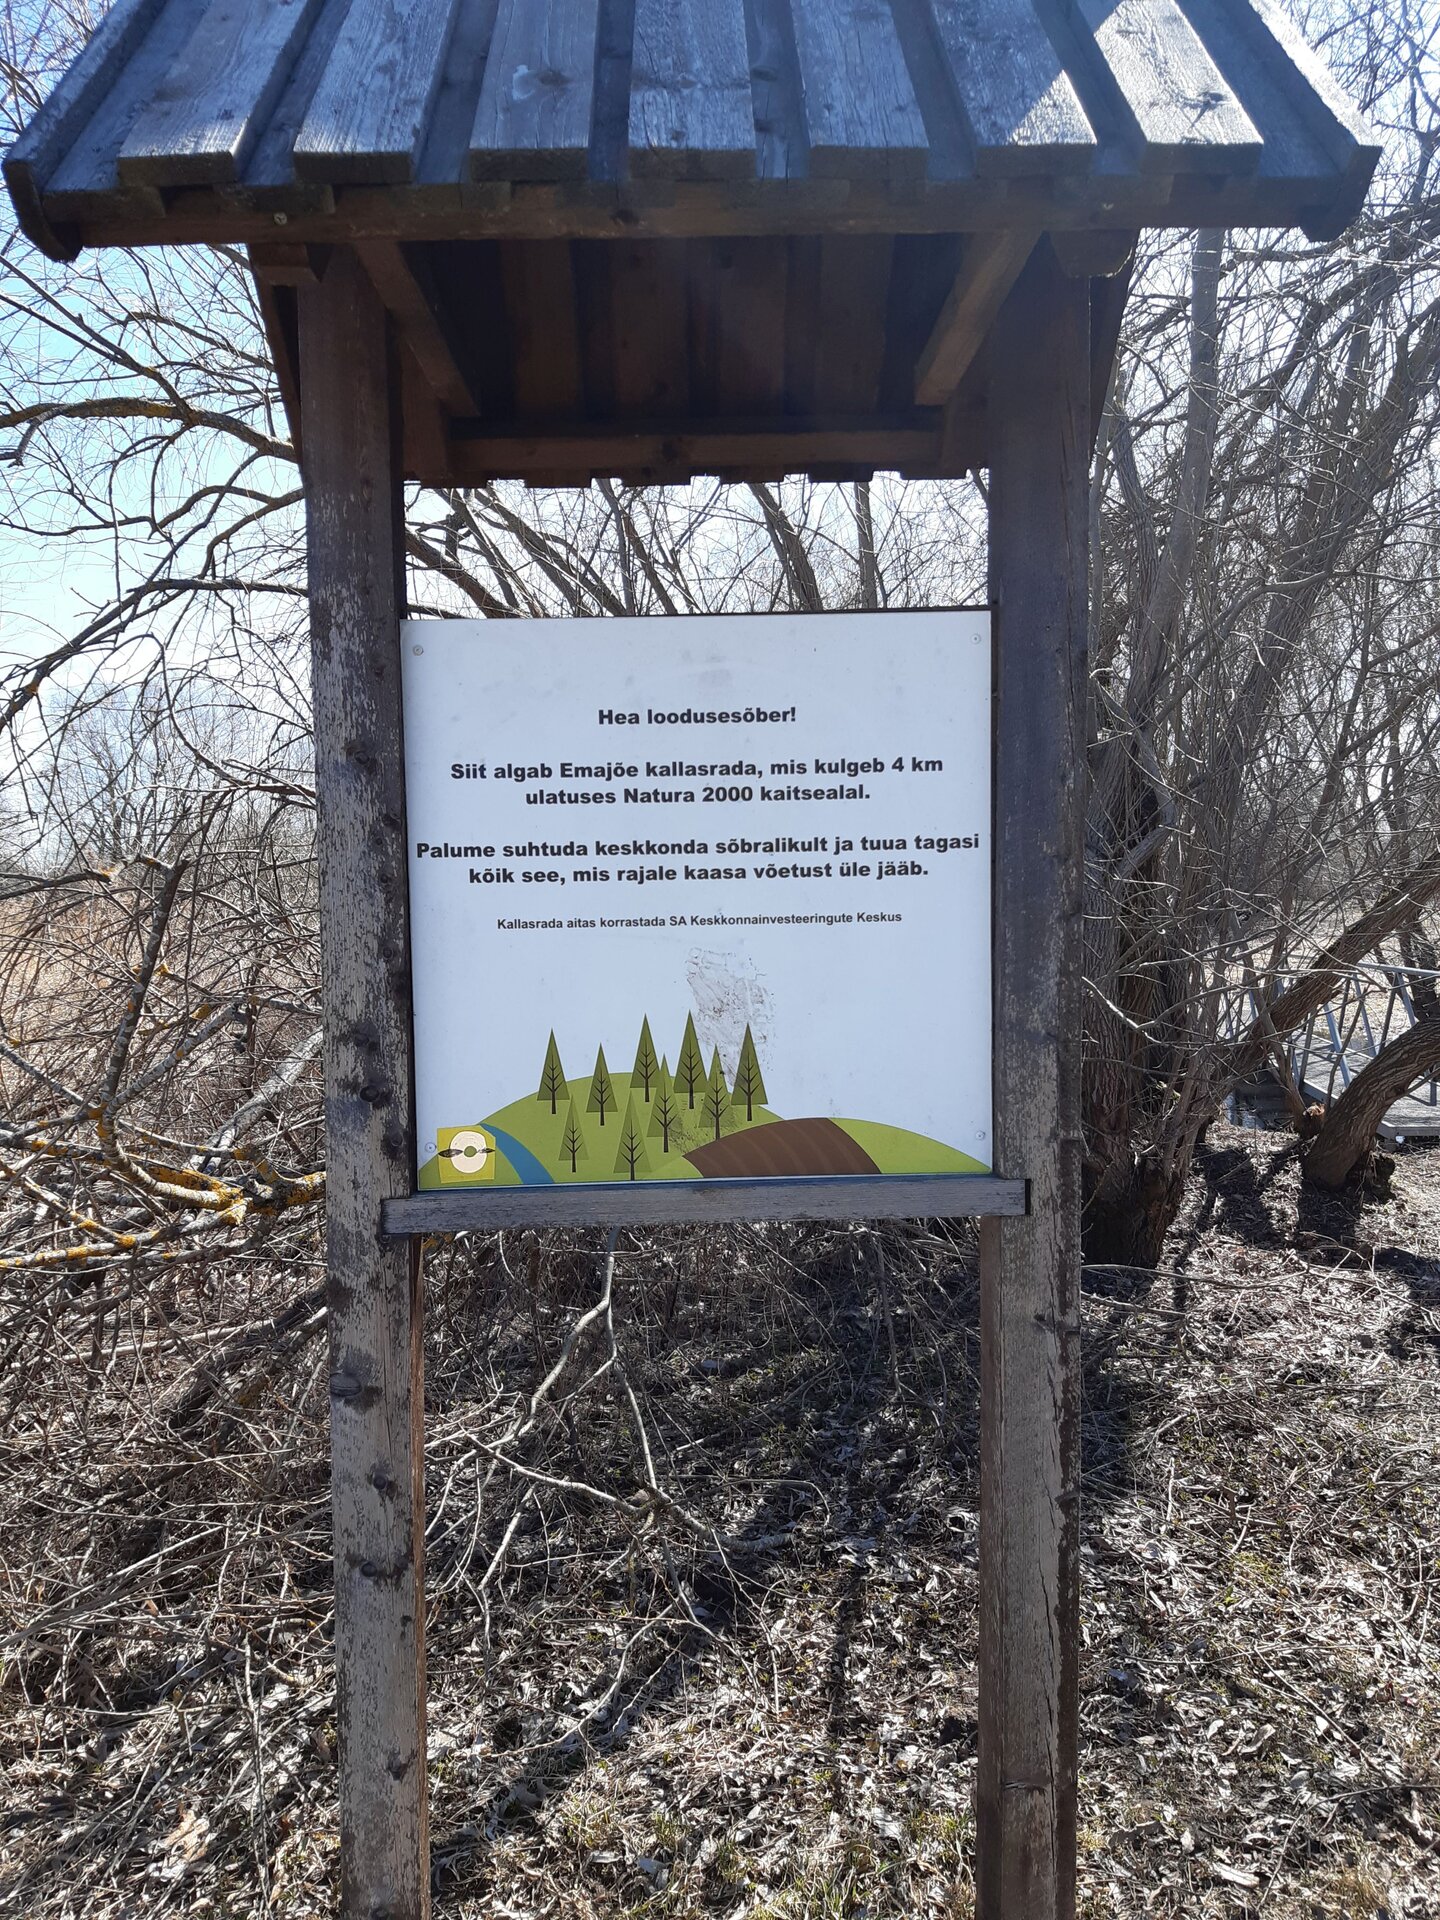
[418,1017,988,1188]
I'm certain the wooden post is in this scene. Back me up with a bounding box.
[978,239,1089,1919]
[299,248,430,1920]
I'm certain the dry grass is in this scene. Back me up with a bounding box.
[1,1126,1438,1918]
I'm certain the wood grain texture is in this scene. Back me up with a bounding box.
[356,239,477,412]
[237,0,354,205]
[14,0,1383,258]
[445,416,940,482]
[814,235,893,413]
[977,239,1088,1920]
[502,241,584,416]
[1183,0,1378,235]
[610,239,691,414]
[469,0,601,179]
[252,267,302,452]
[1088,248,1138,450]
[385,1175,1027,1231]
[118,0,328,186]
[744,0,807,181]
[43,0,213,210]
[789,0,929,180]
[298,249,429,1920]
[294,0,465,183]
[926,0,1095,175]
[3,0,167,251]
[914,228,1037,403]
[1074,0,1261,169]
[628,0,755,179]
[413,0,504,185]
[688,238,788,415]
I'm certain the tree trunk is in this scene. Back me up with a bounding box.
[1303,1018,1440,1188]
[1083,1146,1189,1270]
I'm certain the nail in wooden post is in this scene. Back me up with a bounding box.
[978,238,1088,1920]
[299,247,429,1920]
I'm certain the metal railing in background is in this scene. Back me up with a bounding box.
[1218,964,1440,1135]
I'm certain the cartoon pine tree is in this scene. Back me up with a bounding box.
[733,1023,767,1122]
[631,1016,659,1102]
[586,1044,614,1126]
[537,1030,567,1113]
[676,1012,705,1109]
[559,1099,587,1175]
[613,1093,649,1181]
[649,1055,680,1154]
[702,1046,731,1142]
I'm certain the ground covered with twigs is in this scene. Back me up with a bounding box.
[2,1125,1438,1918]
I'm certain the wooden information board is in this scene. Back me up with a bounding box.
[389,609,1022,1227]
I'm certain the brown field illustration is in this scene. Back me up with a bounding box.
[684,1117,878,1178]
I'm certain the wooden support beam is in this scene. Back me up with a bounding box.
[251,268,302,456]
[355,238,476,418]
[1047,227,1136,279]
[978,238,1087,1920]
[298,248,429,1920]
[446,416,944,484]
[249,239,329,284]
[914,230,1038,406]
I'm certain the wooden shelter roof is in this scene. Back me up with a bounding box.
[7,0,1378,487]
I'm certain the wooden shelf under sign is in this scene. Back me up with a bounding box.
[384,1174,1027,1233]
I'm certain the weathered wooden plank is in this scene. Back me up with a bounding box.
[428,240,515,416]
[118,0,330,186]
[789,0,929,180]
[814,235,893,413]
[1047,226,1136,276]
[977,238,1087,1920]
[572,241,617,415]
[1088,246,1137,449]
[400,335,453,480]
[1218,0,1375,158]
[628,0,755,180]
[41,0,213,217]
[914,228,1037,404]
[502,241,584,417]
[926,0,1096,176]
[744,0,807,181]
[356,240,477,413]
[715,239,788,413]
[876,231,962,409]
[386,1174,1027,1231]
[250,238,328,282]
[251,268,302,453]
[783,234,823,414]
[232,0,353,211]
[610,240,691,415]
[1182,0,1378,234]
[688,237,788,417]
[469,0,601,180]
[3,0,171,253]
[294,0,464,184]
[446,417,941,482]
[297,248,430,1920]
[1074,0,1261,171]
[413,0,503,186]
[67,155,1373,255]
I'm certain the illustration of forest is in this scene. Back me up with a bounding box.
[415,1016,987,1185]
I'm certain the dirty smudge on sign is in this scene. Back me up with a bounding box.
[686,948,773,1082]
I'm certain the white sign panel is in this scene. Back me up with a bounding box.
[401,611,991,1197]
